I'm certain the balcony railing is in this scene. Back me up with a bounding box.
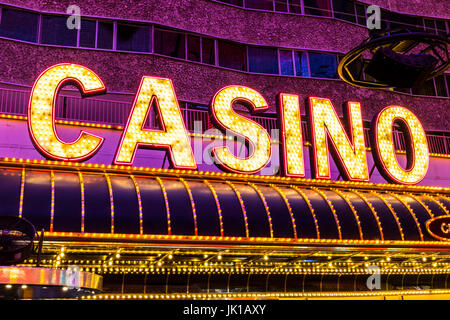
[0,87,448,155]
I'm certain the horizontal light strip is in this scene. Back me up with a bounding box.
[82,289,450,300]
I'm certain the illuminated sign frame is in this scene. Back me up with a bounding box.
[371,106,430,185]
[209,85,272,174]
[28,63,106,161]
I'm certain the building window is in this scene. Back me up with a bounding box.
[202,38,216,65]
[117,23,150,52]
[41,15,77,46]
[97,21,114,49]
[275,0,288,12]
[294,51,309,77]
[303,0,332,17]
[434,75,448,97]
[245,0,273,10]
[280,50,294,75]
[218,40,247,71]
[387,12,423,32]
[308,52,338,78]
[332,0,356,23]
[154,28,186,59]
[288,0,302,13]
[248,46,278,74]
[187,35,201,62]
[0,7,39,43]
[79,19,96,48]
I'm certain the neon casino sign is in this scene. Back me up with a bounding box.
[27,63,430,185]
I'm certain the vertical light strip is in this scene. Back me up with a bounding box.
[203,180,224,237]
[437,194,450,203]
[289,185,320,239]
[388,192,423,241]
[156,177,171,236]
[130,175,144,235]
[179,178,198,236]
[310,187,342,240]
[18,168,25,218]
[371,191,405,241]
[225,181,249,238]
[104,173,115,234]
[424,195,450,216]
[350,189,384,241]
[270,184,297,239]
[407,193,434,219]
[50,170,55,232]
[248,182,273,238]
[78,171,85,233]
[331,188,363,240]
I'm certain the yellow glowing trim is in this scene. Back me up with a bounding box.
[373,106,429,184]
[211,86,271,174]
[43,230,450,247]
[331,188,363,240]
[114,77,196,169]
[28,63,105,161]
[388,192,423,241]
[50,170,55,232]
[156,177,171,235]
[309,98,368,181]
[279,94,305,177]
[407,193,434,220]
[0,157,447,195]
[104,173,115,234]
[180,178,198,236]
[130,175,144,235]
[423,195,450,216]
[271,185,297,239]
[78,171,86,233]
[203,180,224,237]
[311,187,342,239]
[290,185,320,239]
[82,289,450,300]
[371,191,405,241]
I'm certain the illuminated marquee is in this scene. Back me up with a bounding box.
[23,63,431,185]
